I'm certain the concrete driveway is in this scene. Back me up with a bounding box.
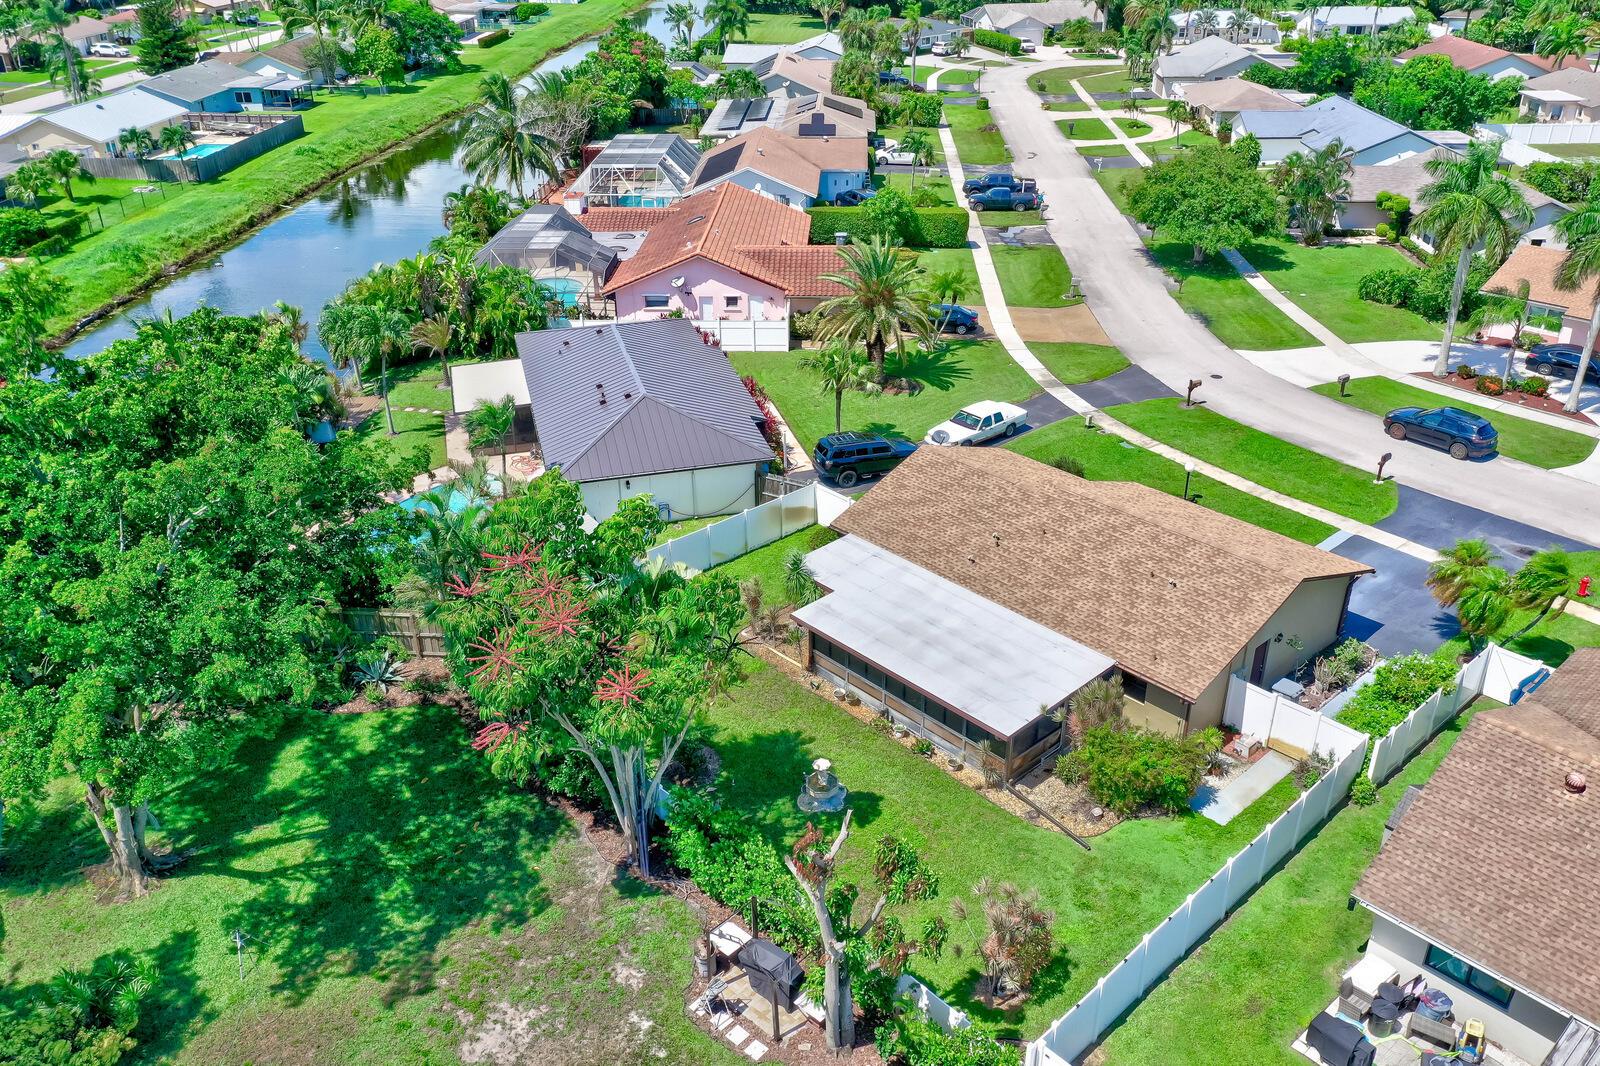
[976,58,1600,545]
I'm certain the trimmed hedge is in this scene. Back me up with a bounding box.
[476,26,510,46]
[973,28,1022,55]
[805,205,968,248]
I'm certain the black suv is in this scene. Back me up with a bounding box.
[1528,342,1600,384]
[813,432,917,487]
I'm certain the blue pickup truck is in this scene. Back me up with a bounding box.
[961,172,1035,195]
[968,186,1042,212]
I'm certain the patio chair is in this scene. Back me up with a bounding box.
[1404,1011,1457,1050]
[1338,976,1375,1020]
[691,977,730,1017]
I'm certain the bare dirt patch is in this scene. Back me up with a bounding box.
[1009,304,1112,345]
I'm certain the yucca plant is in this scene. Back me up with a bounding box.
[1055,674,1124,749]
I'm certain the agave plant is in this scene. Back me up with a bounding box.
[351,651,405,694]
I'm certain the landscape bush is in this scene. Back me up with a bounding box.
[475,26,510,46]
[1358,254,1492,321]
[1056,724,1219,815]
[1520,374,1550,396]
[1335,651,1460,738]
[804,205,967,248]
[1348,774,1379,807]
[1456,363,1478,379]
[973,28,1021,55]
[876,1011,1021,1065]
[512,1,548,18]
[976,96,990,110]
[1521,160,1596,204]
[1476,373,1505,395]
[1356,266,1416,308]
[0,207,53,256]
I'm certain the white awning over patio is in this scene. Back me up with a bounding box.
[1522,89,1585,102]
[794,535,1115,739]
[450,357,529,414]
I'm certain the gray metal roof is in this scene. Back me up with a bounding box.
[1154,36,1257,79]
[1238,95,1426,154]
[516,319,772,482]
[136,59,255,106]
[795,535,1115,738]
[475,206,618,275]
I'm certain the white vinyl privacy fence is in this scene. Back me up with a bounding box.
[646,482,853,573]
[1026,691,1368,1066]
[1223,673,1371,762]
[1366,643,1549,784]
[1480,121,1600,145]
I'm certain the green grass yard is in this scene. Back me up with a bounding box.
[1029,342,1129,384]
[1146,129,1218,157]
[1079,68,1137,93]
[1055,116,1114,140]
[1113,116,1152,136]
[910,246,978,281]
[945,104,1011,165]
[878,171,956,204]
[1044,100,1091,111]
[1007,419,1336,544]
[353,358,469,471]
[1310,376,1599,469]
[1244,239,1436,344]
[712,525,840,601]
[730,340,1038,452]
[1095,167,1141,213]
[1095,702,1487,1065]
[990,244,1078,307]
[707,663,1300,1036]
[1149,241,1318,351]
[1108,397,1399,525]
[0,707,737,1064]
[1026,64,1125,94]
[46,0,652,337]
[739,13,829,43]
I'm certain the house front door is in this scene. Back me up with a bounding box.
[1248,642,1270,687]
[698,296,713,321]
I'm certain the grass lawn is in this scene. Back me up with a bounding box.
[1096,167,1141,214]
[1146,130,1220,159]
[1079,68,1137,93]
[1094,701,1487,1065]
[1026,63,1124,94]
[1149,241,1318,351]
[1529,142,1600,159]
[1007,420,1336,543]
[0,707,737,1064]
[712,524,840,601]
[354,358,460,471]
[946,104,1011,165]
[654,513,726,545]
[34,177,187,243]
[735,13,828,42]
[1442,609,1600,667]
[879,171,956,204]
[911,245,977,278]
[1113,116,1152,136]
[45,0,652,337]
[1029,341,1129,384]
[730,340,1038,452]
[990,244,1078,307]
[707,663,1301,1036]
[1244,239,1436,344]
[1108,397,1399,525]
[1077,142,1131,158]
[879,124,947,162]
[1309,376,1600,469]
[1044,100,1091,111]
[1055,116,1114,140]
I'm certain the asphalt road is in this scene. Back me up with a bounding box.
[979,57,1600,546]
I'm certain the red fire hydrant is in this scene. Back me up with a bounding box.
[1580,575,1593,599]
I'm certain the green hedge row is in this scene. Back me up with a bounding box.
[973,28,1022,55]
[476,26,510,46]
[805,205,968,248]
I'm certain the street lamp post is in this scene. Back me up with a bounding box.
[1183,460,1195,501]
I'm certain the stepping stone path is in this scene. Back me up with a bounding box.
[400,406,449,415]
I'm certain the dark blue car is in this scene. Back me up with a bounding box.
[877,70,911,85]
[932,304,981,335]
[1528,342,1600,384]
[1383,405,1498,460]
[813,432,917,488]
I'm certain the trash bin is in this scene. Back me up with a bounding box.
[1418,989,1454,1021]
[1368,998,1400,1038]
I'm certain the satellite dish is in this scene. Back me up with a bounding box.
[932,428,949,444]
[670,275,686,287]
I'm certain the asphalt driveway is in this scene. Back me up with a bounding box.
[1323,532,1459,656]
[1379,486,1598,569]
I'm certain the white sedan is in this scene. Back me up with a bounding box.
[875,143,918,166]
[924,400,1028,445]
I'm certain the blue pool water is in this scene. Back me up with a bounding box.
[176,142,230,159]
[616,194,670,207]
[542,276,584,308]
[396,481,498,515]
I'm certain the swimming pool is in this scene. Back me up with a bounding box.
[175,142,230,160]
[395,478,500,516]
[541,276,584,309]
[616,194,671,207]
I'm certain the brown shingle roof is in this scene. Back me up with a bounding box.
[1178,77,1302,114]
[600,183,811,295]
[1482,244,1599,313]
[830,447,1372,702]
[1398,35,1582,73]
[578,207,671,233]
[1524,647,1600,738]
[761,52,836,95]
[690,126,867,199]
[1354,699,1600,1026]
[1342,149,1558,210]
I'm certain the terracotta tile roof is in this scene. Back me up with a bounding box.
[1401,34,1585,73]
[1524,647,1600,738]
[731,246,849,296]
[831,447,1372,702]
[576,207,671,233]
[600,183,811,295]
[1482,244,1599,314]
[1354,695,1600,1026]
[690,126,868,199]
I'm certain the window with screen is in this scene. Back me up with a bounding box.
[1425,946,1515,1008]
[643,294,670,309]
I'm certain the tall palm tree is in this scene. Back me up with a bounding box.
[344,0,387,36]
[459,72,559,202]
[1535,14,1588,69]
[466,395,516,484]
[8,161,53,206]
[1414,141,1533,377]
[1465,278,1533,383]
[1426,538,1499,607]
[899,128,933,191]
[1456,565,1513,651]
[664,0,697,43]
[28,1,79,104]
[801,341,881,434]
[1554,197,1600,411]
[705,0,750,42]
[814,237,936,376]
[901,6,926,91]
[1125,0,1179,53]
[118,126,158,178]
[277,0,345,87]
[837,8,873,53]
[44,39,97,103]
[321,302,409,435]
[41,148,91,202]
[411,315,453,386]
[1272,138,1352,245]
[813,0,844,30]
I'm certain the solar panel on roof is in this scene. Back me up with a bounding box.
[792,97,816,114]
[747,98,773,121]
[716,100,748,132]
[796,114,836,137]
[830,100,863,118]
[697,146,741,183]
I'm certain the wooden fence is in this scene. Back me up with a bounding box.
[345,608,446,659]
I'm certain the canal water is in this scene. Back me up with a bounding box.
[64,0,692,364]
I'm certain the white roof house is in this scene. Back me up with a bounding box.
[961,1,1105,44]
[7,89,190,158]
[1295,5,1415,36]
[1170,10,1281,44]
[1152,36,1279,98]
[722,32,843,68]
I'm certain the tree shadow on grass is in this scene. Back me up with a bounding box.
[887,344,973,392]
[707,725,884,848]
[1237,239,1297,274]
[937,948,1075,1038]
[218,707,559,1007]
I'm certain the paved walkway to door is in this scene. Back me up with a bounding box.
[1192,750,1295,825]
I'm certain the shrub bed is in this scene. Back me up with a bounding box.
[0,207,52,256]
[973,28,1021,55]
[1334,652,1459,739]
[1056,724,1222,816]
[476,26,510,46]
[805,205,968,248]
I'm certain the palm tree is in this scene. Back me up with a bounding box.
[321,302,409,435]
[902,6,926,92]
[442,183,513,241]
[277,0,345,87]
[38,149,89,202]
[459,72,559,202]
[1456,565,1513,651]
[814,237,936,377]
[801,341,881,434]
[157,124,196,180]
[1125,0,1179,53]
[1553,198,1600,411]
[344,0,387,36]
[411,315,453,386]
[118,126,157,176]
[1414,141,1533,377]
[813,0,844,30]
[1272,138,1352,245]
[1536,15,1588,70]
[8,161,53,206]
[838,8,873,53]
[28,0,80,104]
[1465,279,1533,383]
[664,0,697,43]
[270,300,310,349]
[1163,98,1191,149]
[925,267,973,329]
[1426,538,1499,607]
[466,395,516,484]
[899,128,933,190]
[1506,548,1578,641]
[705,0,750,42]
[44,39,98,103]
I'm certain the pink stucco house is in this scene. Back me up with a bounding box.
[600,183,847,351]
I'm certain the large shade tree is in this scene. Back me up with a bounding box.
[1415,140,1532,377]
[0,307,405,899]
[437,475,744,878]
[1129,142,1283,263]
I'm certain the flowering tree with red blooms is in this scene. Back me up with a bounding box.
[438,472,744,877]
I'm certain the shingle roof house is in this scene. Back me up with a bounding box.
[752,51,838,98]
[799,447,1371,746]
[1351,648,1600,1065]
[1521,67,1600,122]
[1397,36,1581,80]
[1335,149,1566,237]
[1177,77,1303,126]
[5,89,190,159]
[687,125,869,206]
[1480,244,1600,347]
[722,32,844,68]
[700,93,876,142]
[1152,36,1278,98]
[1235,95,1446,165]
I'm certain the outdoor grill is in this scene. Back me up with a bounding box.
[736,938,804,1013]
[1307,1011,1376,1066]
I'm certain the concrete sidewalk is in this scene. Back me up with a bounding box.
[1192,750,1295,825]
